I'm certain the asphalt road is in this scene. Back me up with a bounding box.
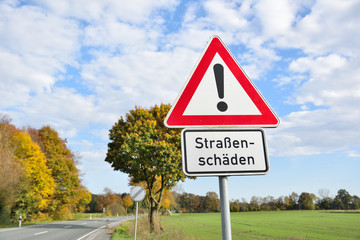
[0,216,133,240]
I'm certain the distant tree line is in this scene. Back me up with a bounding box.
[87,187,136,216]
[87,187,179,216]
[0,114,91,224]
[229,189,359,212]
[168,189,359,213]
[84,187,359,216]
[171,191,221,213]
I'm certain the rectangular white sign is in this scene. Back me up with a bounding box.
[181,129,269,176]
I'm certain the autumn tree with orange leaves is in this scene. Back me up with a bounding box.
[0,114,91,223]
[34,126,91,219]
[0,117,24,223]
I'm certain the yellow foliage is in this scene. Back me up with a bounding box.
[76,187,92,212]
[122,194,133,208]
[29,212,52,222]
[0,122,91,223]
[12,131,55,212]
[160,198,171,210]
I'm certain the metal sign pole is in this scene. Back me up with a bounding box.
[134,201,138,240]
[130,186,146,240]
[219,176,232,240]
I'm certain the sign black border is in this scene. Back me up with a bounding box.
[181,129,269,176]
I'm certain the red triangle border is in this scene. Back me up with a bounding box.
[165,36,279,128]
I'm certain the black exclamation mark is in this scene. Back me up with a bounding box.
[213,63,228,112]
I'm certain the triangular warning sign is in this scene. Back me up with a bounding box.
[164,36,279,128]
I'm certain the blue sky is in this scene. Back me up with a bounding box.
[1,0,359,201]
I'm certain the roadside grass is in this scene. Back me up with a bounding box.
[73,212,106,220]
[0,223,19,228]
[160,211,360,240]
[111,222,133,240]
[112,215,195,240]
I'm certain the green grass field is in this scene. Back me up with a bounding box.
[160,211,360,240]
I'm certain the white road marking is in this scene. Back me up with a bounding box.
[34,231,48,235]
[0,228,23,232]
[76,226,104,240]
[64,225,72,228]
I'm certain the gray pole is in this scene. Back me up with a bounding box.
[219,176,232,240]
[134,201,139,240]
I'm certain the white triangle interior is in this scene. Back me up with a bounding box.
[183,53,261,116]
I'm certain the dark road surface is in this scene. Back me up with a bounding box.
[0,216,133,240]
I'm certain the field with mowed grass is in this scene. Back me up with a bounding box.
[160,211,360,239]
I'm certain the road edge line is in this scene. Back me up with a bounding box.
[76,226,104,240]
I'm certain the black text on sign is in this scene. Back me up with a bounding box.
[181,129,269,177]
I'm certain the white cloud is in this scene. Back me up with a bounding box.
[263,0,360,156]
[254,0,297,38]
[169,0,283,81]
[0,0,183,132]
[204,0,249,30]
[79,149,108,171]
[33,0,179,24]
[1,0,360,194]
[269,107,360,156]
[80,46,200,114]
[0,2,79,66]
[289,54,346,78]
[83,21,148,51]
[0,1,80,108]
[347,151,360,158]
[278,0,360,56]
[10,87,98,137]
[289,54,353,106]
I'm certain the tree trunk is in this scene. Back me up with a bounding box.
[149,204,158,233]
[147,177,165,233]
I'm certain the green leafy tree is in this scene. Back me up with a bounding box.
[203,192,220,212]
[351,195,360,210]
[178,193,201,213]
[333,189,352,210]
[317,197,333,210]
[230,200,241,212]
[250,196,260,211]
[105,104,191,232]
[88,194,104,213]
[298,192,317,210]
[275,197,286,210]
[288,192,299,210]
